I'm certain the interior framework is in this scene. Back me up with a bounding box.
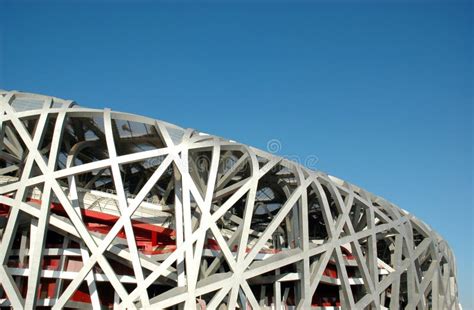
[0,90,459,309]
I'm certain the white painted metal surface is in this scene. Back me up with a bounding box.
[0,90,459,309]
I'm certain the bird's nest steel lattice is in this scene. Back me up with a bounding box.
[0,90,459,309]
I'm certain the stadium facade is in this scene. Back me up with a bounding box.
[0,90,459,309]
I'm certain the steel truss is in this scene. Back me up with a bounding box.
[0,90,459,309]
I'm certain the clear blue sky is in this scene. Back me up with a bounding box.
[1,0,472,307]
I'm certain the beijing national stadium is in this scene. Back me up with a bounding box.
[0,90,459,309]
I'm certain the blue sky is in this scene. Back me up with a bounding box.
[1,0,472,307]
